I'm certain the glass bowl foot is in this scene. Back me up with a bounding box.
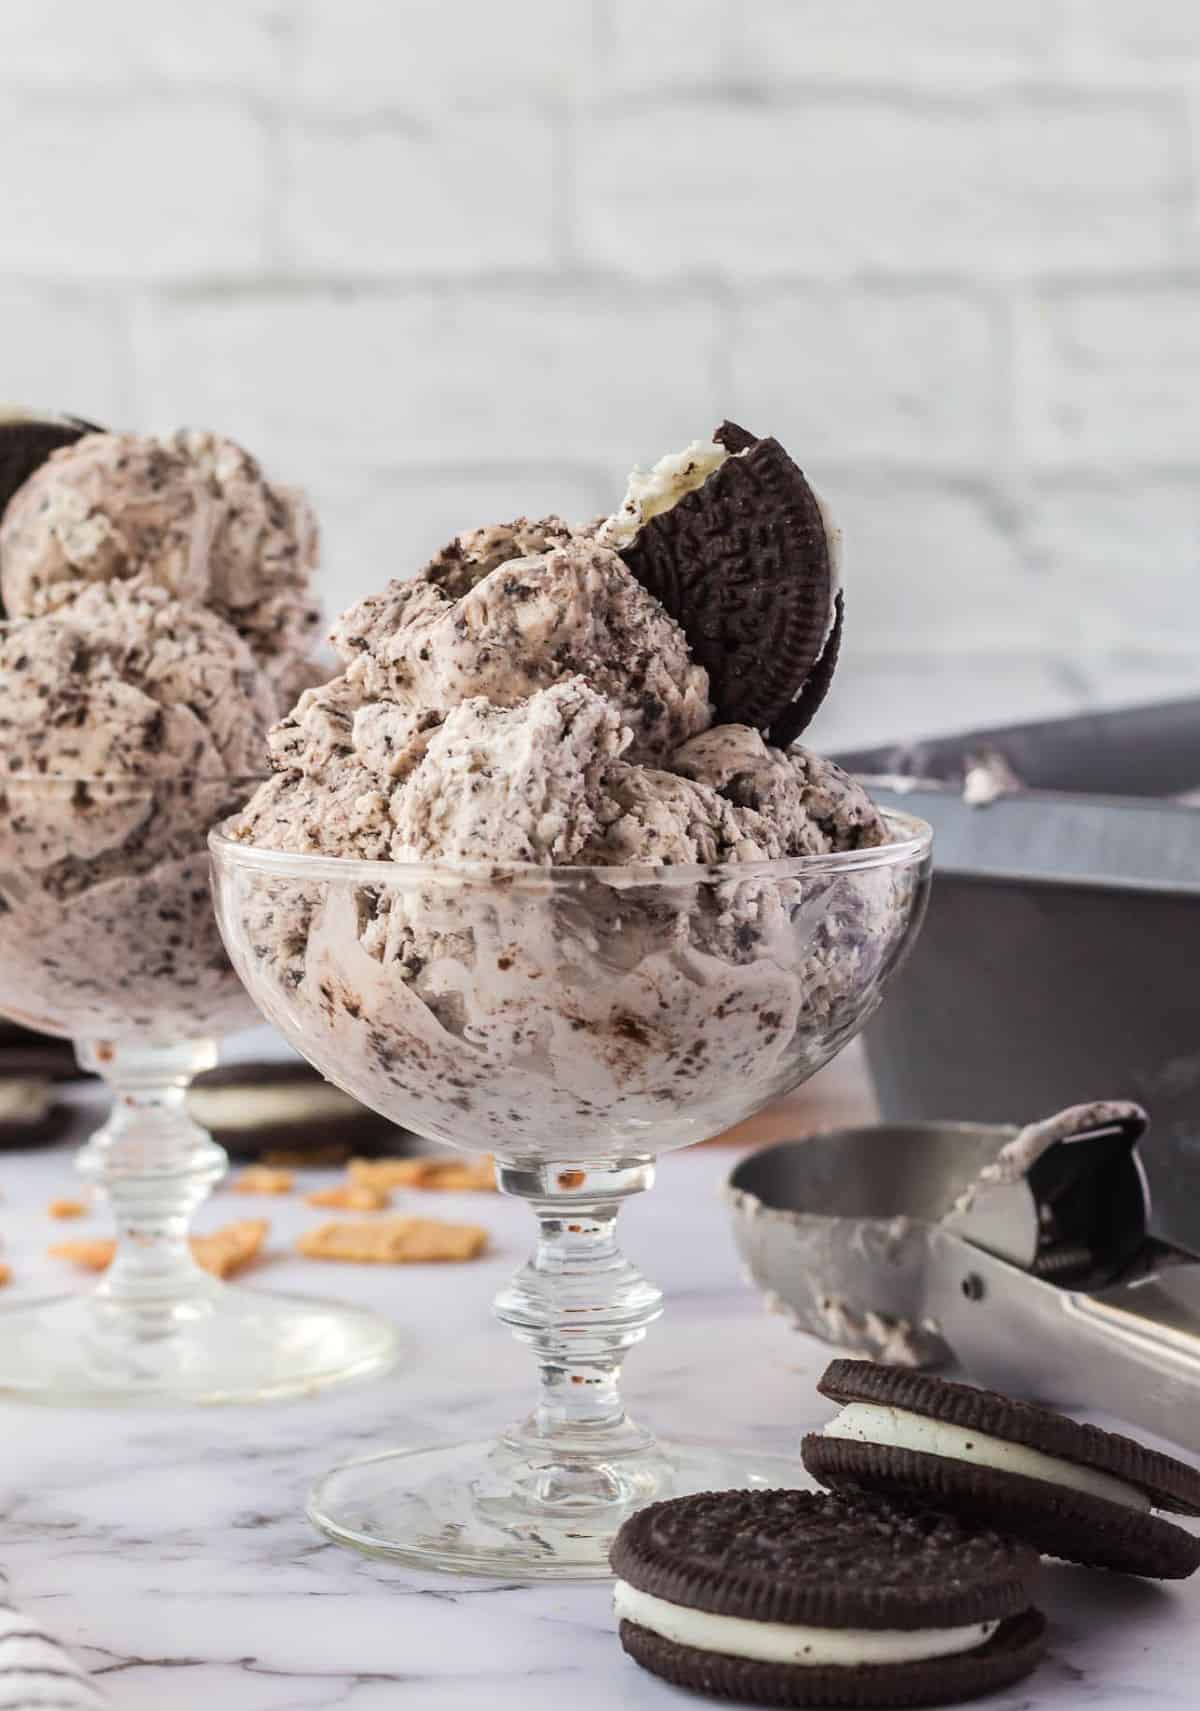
[0,1287,398,1405]
[307,1435,810,1578]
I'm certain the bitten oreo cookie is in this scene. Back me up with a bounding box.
[618,421,839,746]
[0,412,101,534]
[804,1360,1200,1580]
[187,1061,409,1162]
[611,1489,1044,1707]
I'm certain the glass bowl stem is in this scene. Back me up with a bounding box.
[75,1037,226,1332]
[492,1157,663,1505]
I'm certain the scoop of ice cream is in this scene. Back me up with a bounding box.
[580,764,773,866]
[329,538,710,763]
[0,577,275,786]
[672,725,888,854]
[227,766,393,862]
[391,680,629,863]
[420,515,583,599]
[0,429,321,669]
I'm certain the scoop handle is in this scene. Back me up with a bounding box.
[925,1228,1200,1453]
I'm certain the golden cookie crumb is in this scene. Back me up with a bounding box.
[0,1263,10,1287]
[47,1198,87,1220]
[297,1216,487,1264]
[48,1238,115,1272]
[50,1218,269,1280]
[421,1156,496,1192]
[263,1145,352,1168]
[306,1183,390,1212]
[231,1165,294,1195]
[347,1157,430,1191]
[348,1154,496,1193]
[191,1218,269,1279]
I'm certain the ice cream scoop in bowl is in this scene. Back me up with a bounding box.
[211,811,931,1573]
[0,769,398,1403]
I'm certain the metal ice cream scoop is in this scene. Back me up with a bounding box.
[727,1102,1200,1452]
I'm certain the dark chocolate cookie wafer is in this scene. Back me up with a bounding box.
[187,1061,410,1163]
[619,422,839,744]
[611,1489,1044,1707]
[804,1360,1200,1579]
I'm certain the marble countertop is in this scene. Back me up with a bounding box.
[0,1067,1196,1710]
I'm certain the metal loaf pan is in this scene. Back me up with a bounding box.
[834,698,1200,1257]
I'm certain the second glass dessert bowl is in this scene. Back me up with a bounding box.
[0,773,398,1404]
[211,811,931,1573]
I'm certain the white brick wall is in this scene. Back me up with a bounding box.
[5,0,1200,748]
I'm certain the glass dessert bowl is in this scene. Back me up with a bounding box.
[0,773,397,1404]
[211,808,931,1573]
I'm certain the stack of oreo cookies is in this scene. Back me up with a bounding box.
[804,1361,1200,1582]
[613,1361,1200,1705]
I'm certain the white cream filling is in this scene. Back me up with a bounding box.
[187,1082,359,1131]
[0,1079,51,1125]
[824,1402,1151,1513]
[613,1582,997,1667]
[601,439,731,549]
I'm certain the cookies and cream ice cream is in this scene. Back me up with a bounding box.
[221,427,925,1157]
[0,428,322,685]
[0,578,270,1042]
[0,417,329,1044]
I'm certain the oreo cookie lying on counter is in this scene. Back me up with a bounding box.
[187,1061,411,1163]
[618,420,841,747]
[803,1360,1200,1580]
[611,1488,1045,1707]
[0,1077,72,1149]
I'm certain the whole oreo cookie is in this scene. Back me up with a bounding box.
[611,1488,1044,1707]
[618,421,839,746]
[804,1360,1200,1580]
[187,1061,410,1163]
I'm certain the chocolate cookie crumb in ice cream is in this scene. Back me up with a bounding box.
[420,514,583,597]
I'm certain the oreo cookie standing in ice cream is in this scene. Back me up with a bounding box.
[612,421,841,748]
[611,1488,1045,1707]
[804,1360,1200,1580]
